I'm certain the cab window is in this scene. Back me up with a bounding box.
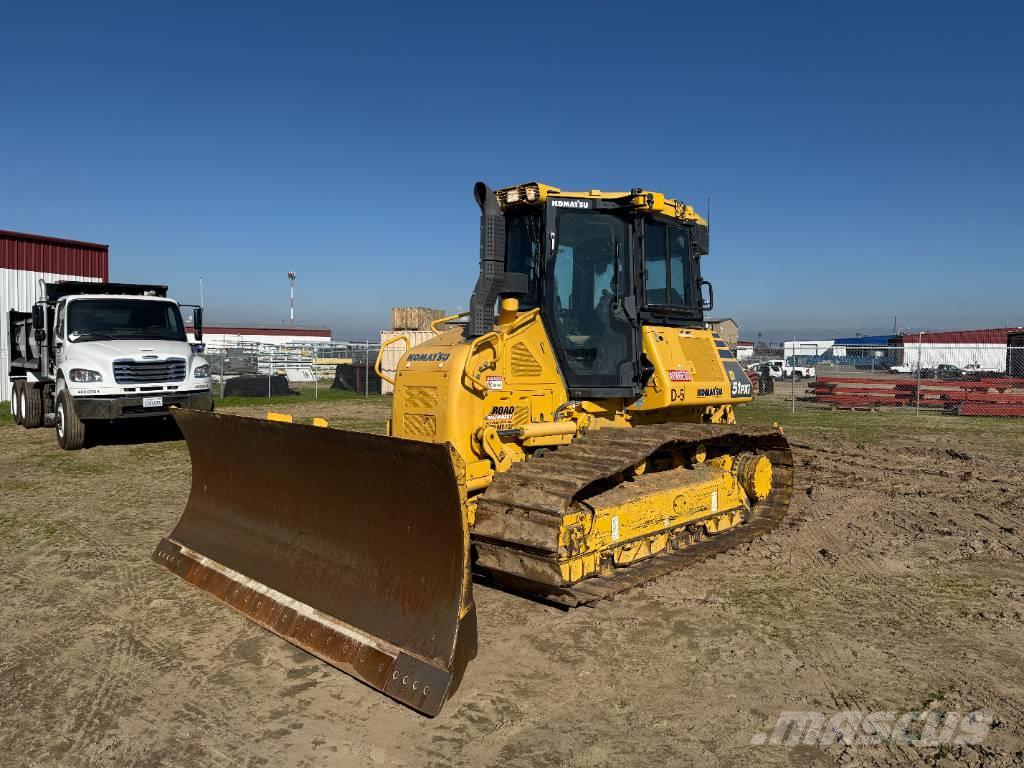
[54,302,65,340]
[644,222,693,308]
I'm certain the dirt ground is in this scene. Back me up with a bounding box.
[2,399,1023,768]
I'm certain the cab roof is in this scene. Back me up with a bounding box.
[45,281,169,302]
[496,182,707,226]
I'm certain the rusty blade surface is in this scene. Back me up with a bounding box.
[153,409,476,716]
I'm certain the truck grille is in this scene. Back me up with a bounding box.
[113,358,187,384]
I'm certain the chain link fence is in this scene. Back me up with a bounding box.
[740,340,1024,417]
[201,340,385,400]
[5,334,1024,419]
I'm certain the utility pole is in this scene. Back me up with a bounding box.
[288,272,296,326]
[200,277,205,309]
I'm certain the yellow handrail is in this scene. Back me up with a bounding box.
[430,311,469,335]
[374,334,410,387]
[462,331,503,394]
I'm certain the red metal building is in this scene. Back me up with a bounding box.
[1,230,109,401]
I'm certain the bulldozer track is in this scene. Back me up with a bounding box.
[474,423,794,607]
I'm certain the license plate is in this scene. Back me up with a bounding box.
[142,397,164,408]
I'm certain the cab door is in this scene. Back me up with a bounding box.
[543,205,639,399]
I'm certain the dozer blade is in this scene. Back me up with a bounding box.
[153,409,476,716]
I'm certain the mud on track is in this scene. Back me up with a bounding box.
[1,401,1023,767]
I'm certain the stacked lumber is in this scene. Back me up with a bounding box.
[392,306,445,331]
[808,376,1024,416]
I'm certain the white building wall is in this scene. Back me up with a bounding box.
[900,342,1007,373]
[1,268,102,402]
[192,332,333,346]
[784,340,835,359]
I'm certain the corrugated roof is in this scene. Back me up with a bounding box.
[901,327,1023,344]
[0,229,108,279]
[833,335,897,346]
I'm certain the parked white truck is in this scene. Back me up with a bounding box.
[7,281,213,449]
[747,358,817,380]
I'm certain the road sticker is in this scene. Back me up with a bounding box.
[486,376,504,390]
[711,490,718,514]
[611,516,620,542]
[668,370,693,382]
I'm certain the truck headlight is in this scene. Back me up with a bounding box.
[69,368,103,383]
[194,364,211,378]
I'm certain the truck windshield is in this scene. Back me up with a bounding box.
[67,299,187,342]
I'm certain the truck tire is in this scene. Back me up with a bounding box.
[55,389,86,450]
[12,381,24,425]
[22,385,43,428]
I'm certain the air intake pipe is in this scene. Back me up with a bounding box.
[467,182,506,337]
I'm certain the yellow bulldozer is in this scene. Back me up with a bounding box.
[153,182,793,716]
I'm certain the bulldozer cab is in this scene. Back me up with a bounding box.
[490,185,712,400]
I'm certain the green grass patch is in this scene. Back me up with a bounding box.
[327,417,388,435]
[0,479,35,494]
[128,441,187,460]
[738,396,1024,448]
[31,452,109,476]
[0,402,12,427]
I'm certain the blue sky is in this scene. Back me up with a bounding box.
[2,1,1021,342]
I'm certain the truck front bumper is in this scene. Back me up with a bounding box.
[73,391,214,420]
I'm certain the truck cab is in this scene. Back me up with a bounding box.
[8,281,213,449]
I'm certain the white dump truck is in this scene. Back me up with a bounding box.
[7,281,213,449]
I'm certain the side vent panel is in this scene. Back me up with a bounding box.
[404,386,439,411]
[402,413,437,437]
[510,343,542,377]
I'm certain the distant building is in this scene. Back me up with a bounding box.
[1009,331,1024,377]
[188,324,333,346]
[897,327,1022,372]
[783,339,834,361]
[706,318,739,346]
[830,335,898,365]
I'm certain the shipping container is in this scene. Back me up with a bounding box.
[378,330,435,394]
[1009,332,1024,378]
[1,230,108,402]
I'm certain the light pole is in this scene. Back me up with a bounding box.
[288,272,296,325]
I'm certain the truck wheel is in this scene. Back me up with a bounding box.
[56,390,86,450]
[12,381,24,425]
[22,385,43,428]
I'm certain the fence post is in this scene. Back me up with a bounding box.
[364,340,369,397]
[921,331,929,415]
[791,336,797,414]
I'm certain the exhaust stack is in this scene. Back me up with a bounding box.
[467,182,506,337]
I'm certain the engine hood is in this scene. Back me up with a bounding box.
[65,338,196,366]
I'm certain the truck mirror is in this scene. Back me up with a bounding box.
[32,305,46,342]
[193,307,203,341]
[700,279,714,311]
